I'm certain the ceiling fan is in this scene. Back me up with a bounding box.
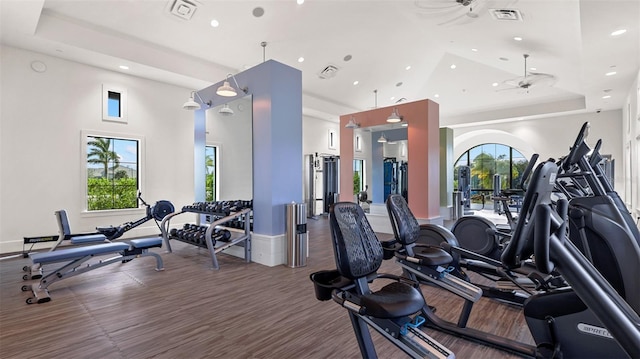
[414,0,517,25]
[501,54,556,92]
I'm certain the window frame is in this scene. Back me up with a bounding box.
[81,130,145,216]
[205,144,220,202]
[353,158,366,193]
[454,143,527,192]
[102,84,128,123]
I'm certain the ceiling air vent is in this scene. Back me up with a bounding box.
[318,65,339,79]
[490,9,523,21]
[167,0,199,21]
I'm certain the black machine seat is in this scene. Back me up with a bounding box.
[412,247,453,266]
[386,194,453,266]
[360,281,425,318]
[329,202,425,316]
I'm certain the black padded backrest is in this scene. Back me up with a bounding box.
[55,210,71,238]
[386,194,420,245]
[501,161,558,269]
[330,202,383,279]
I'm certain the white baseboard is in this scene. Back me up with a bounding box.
[241,232,286,267]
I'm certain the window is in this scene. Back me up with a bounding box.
[107,91,121,117]
[328,129,337,150]
[353,159,365,194]
[86,135,139,210]
[205,145,218,202]
[454,144,528,207]
[102,84,127,123]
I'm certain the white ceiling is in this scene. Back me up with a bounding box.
[1,0,638,127]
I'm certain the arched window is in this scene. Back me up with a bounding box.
[454,143,529,197]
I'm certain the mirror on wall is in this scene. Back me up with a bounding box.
[205,95,253,201]
[382,139,408,202]
[357,125,407,205]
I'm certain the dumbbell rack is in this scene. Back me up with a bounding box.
[160,206,252,270]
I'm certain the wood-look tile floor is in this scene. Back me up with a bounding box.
[0,216,534,358]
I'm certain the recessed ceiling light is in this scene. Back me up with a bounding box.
[611,29,627,36]
[602,95,611,99]
[390,96,395,100]
[353,80,359,85]
[434,94,440,98]
[499,57,509,61]
[343,54,352,62]
[450,64,457,69]
[297,57,304,63]
[492,82,499,87]
[297,0,305,4]
[606,71,617,76]
[405,65,411,70]
[119,65,129,70]
[210,19,219,27]
[513,36,523,41]
[530,67,537,71]
[396,82,403,87]
[471,48,478,52]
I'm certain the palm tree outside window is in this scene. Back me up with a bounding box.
[86,136,139,210]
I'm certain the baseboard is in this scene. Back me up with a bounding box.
[238,232,286,267]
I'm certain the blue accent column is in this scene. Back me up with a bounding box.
[194,60,302,237]
[250,61,303,235]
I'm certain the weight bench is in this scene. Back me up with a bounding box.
[24,210,109,280]
[22,237,164,304]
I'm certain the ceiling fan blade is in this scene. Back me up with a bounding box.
[414,0,464,11]
[437,11,471,25]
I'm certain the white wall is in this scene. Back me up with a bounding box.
[452,110,625,193]
[0,46,196,253]
[622,69,640,218]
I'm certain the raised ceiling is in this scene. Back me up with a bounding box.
[1,0,638,126]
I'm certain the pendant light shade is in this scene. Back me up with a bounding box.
[377,133,388,143]
[216,81,237,97]
[345,116,359,129]
[183,91,201,110]
[216,73,249,97]
[219,103,234,116]
[387,108,401,123]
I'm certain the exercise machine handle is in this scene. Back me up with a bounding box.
[563,122,590,171]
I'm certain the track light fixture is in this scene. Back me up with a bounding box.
[216,73,248,97]
[377,133,388,143]
[345,116,359,129]
[183,91,211,111]
[387,108,402,123]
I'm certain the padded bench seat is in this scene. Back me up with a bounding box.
[128,237,162,249]
[30,242,130,265]
[70,233,107,244]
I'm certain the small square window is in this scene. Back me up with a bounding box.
[102,84,127,123]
